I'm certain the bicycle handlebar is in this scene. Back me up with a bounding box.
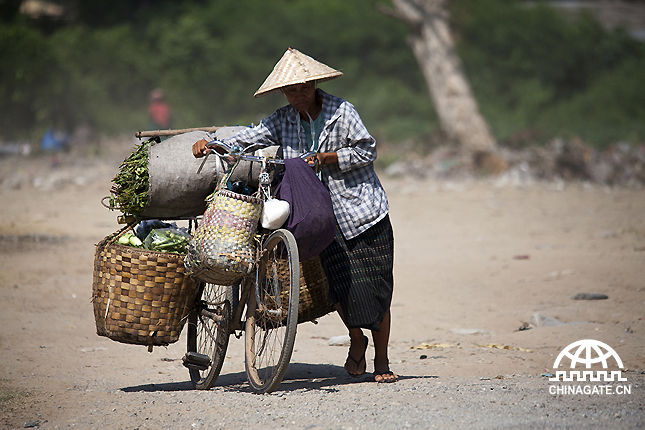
[206,140,316,164]
[197,139,318,174]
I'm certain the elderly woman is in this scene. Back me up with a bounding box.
[192,48,397,383]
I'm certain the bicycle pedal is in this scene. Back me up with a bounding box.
[182,352,211,371]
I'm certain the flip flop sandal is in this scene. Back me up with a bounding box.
[374,370,398,383]
[345,335,368,378]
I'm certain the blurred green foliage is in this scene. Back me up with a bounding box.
[452,0,645,148]
[1,0,643,149]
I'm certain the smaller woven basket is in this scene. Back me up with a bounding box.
[298,257,336,323]
[277,256,334,323]
[92,226,198,348]
[185,189,263,285]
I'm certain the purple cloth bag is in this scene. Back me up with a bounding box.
[275,157,337,261]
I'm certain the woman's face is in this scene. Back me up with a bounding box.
[282,81,317,114]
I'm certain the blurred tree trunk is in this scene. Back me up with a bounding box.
[381,0,498,153]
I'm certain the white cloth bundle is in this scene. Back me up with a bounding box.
[261,198,290,230]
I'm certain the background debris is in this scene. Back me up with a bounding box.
[572,293,609,300]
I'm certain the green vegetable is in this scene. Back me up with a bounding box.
[116,227,189,253]
[144,228,190,254]
[129,236,143,247]
[109,138,153,215]
[117,232,144,248]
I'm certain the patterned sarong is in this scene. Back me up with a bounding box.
[319,215,394,331]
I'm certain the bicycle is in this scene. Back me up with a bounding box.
[182,140,318,394]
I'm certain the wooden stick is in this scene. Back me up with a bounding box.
[135,126,225,139]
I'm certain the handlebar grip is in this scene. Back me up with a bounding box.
[206,139,231,152]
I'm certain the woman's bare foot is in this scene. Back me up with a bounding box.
[373,360,398,383]
[344,334,368,377]
[371,311,397,382]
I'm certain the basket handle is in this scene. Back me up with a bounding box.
[102,224,136,247]
[206,158,242,201]
[101,196,119,210]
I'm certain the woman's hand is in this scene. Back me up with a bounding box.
[307,152,338,172]
[192,139,210,158]
[306,154,321,173]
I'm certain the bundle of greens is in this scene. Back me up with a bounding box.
[109,138,156,215]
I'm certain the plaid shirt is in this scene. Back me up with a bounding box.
[223,90,389,240]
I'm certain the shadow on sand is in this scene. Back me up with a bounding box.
[120,362,437,394]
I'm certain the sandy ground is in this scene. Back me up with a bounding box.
[1,142,644,429]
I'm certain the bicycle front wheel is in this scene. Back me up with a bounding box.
[186,282,234,390]
[245,229,299,393]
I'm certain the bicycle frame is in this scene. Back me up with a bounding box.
[185,137,307,392]
[195,139,314,334]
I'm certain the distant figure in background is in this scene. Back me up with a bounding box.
[40,129,69,152]
[40,128,70,169]
[148,88,172,130]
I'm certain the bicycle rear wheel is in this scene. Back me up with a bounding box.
[245,229,299,393]
[185,282,234,390]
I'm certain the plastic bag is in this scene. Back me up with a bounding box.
[144,228,191,254]
[135,219,176,241]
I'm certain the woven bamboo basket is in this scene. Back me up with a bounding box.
[92,226,198,349]
[275,256,334,324]
[185,189,263,286]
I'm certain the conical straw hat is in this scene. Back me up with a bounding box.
[254,48,343,98]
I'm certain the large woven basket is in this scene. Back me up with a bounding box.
[92,226,198,348]
[185,189,263,285]
[276,256,335,324]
